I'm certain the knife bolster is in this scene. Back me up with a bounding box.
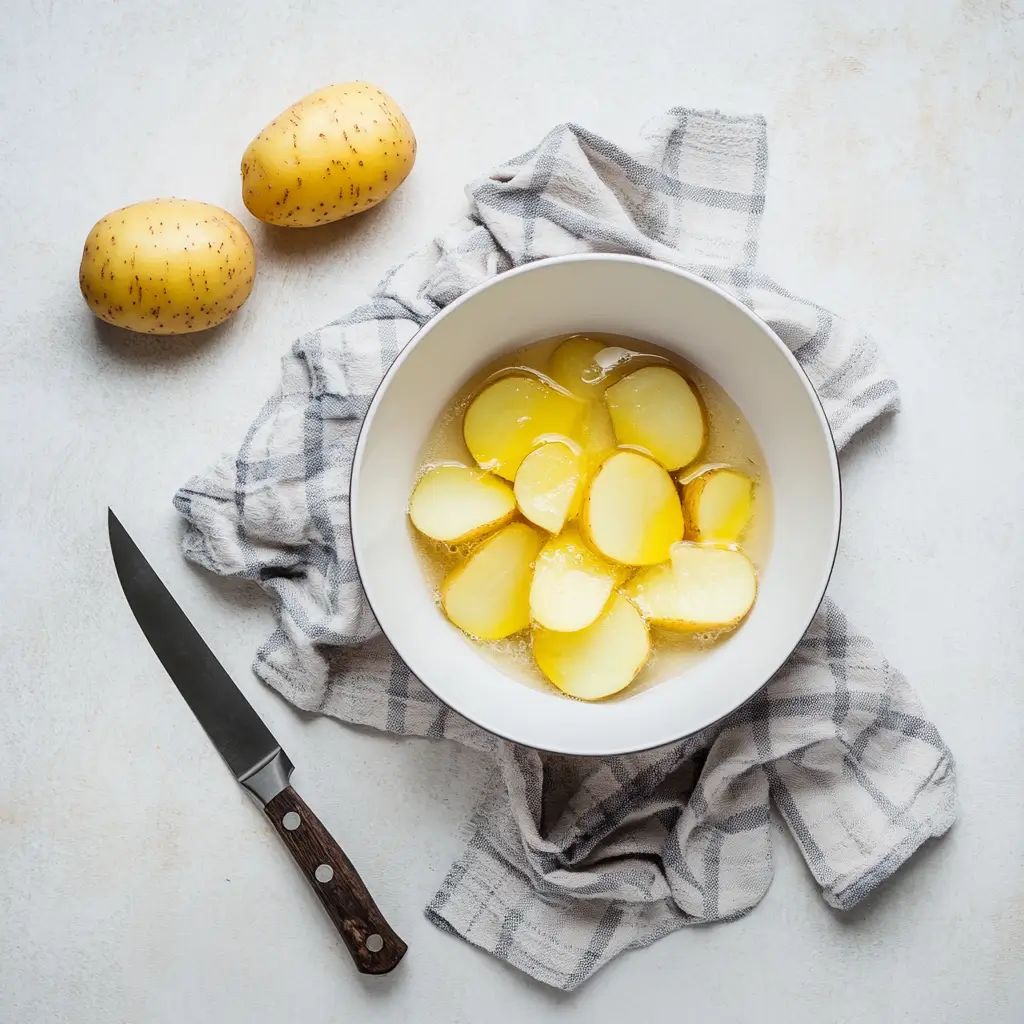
[239,747,294,805]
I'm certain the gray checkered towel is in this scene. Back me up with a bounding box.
[175,109,956,990]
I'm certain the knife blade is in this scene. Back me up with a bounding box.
[108,509,406,975]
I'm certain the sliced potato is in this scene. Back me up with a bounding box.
[514,441,585,533]
[581,402,619,464]
[533,593,650,700]
[549,336,612,395]
[441,523,544,639]
[683,468,754,543]
[581,451,684,565]
[604,366,707,471]
[463,375,583,481]
[530,527,618,631]
[623,544,757,630]
[409,465,516,543]
[548,338,624,464]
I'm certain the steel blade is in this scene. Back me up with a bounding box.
[108,508,283,781]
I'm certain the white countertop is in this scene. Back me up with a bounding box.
[2,2,1022,1020]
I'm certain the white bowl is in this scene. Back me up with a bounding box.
[351,255,840,755]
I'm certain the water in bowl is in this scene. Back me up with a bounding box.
[408,333,774,699]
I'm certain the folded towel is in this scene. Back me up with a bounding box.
[175,108,956,990]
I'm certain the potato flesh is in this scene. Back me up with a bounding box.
[548,337,609,395]
[413,339,761,699]
[623,544,757,630]
[581,403,619,464]
[514,441,584,533]
[684,469,754,543]
[530,528,617,631]
[79,198,256,335]
[463,376,583,481]
[241,82,416,227]
[604,366,706,471]
[533,593,650,700]
[442,523,544,640]
[409,465,515,543]
[582,451,684,565]
[548,338,621,464]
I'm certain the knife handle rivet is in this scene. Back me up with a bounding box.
[315,864,334,883]
[282,811,301,831]
[366,934,384,953]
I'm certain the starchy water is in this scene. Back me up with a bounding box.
[409,333,774,698]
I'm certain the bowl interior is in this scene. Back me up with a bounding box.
[351,256,839,755]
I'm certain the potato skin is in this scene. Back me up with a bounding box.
[241,82,416,227]
[79,198,256,334]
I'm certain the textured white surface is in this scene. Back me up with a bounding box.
[1,1,1022,1020]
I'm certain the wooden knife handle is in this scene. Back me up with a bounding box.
[264,786,407,974]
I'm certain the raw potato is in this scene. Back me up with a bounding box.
[548,337,614,395]
[241,82,416,227]
[441,523,543,640]
[514,441,584,533]
[533,593,650,700]
[582,451,684,565]
[79,199,256,334]
[683,468,754,543]
[530,528,618,632]
[548,337,620,463]
[623,543,757,630]
[463,375,583,481]
[408,465,515,543]
[604,366,707,471]
[580,403,619,464]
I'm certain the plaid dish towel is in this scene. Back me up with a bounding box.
[175,109,956,990]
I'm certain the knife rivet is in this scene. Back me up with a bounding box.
[315,864,334,883]
[282,811,301,831]
[366,934,384,953]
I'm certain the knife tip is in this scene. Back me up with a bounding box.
[107,507,125,544]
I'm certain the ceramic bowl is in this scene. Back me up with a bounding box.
[351,255,840,755]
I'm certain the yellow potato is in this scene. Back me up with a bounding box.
[547,337,621,464]
[441,523,543,639]
[533,593,650,700]
[604,366,707,471]
[529,527,618,632]
[581,451,684,565]
[548,336,610,395]
[623,544,757,631]
[463,375,583,481]
[79,199,255,334]
[580,403,619,464]
[409,465,515,543]
[241,82,416,227]
[513,441,584,533]
[683,468,754,543]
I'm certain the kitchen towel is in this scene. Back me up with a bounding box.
[174,109,956,990]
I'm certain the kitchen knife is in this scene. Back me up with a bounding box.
[108,509,406,974]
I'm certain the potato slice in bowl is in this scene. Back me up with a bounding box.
[580,403,619,464]
[582,451,684,565]
[533,592,650,700]
[683,468,754,544]
[552,339,630,395]
[548,336,615,395]
[409,465,516,543]
[547,338,621,464]
[463,375,583,480]
[623,543,757,631]
[604,366,707,471]
[442,523,544,639]
[514,440,585,533]
[530,527,618,632]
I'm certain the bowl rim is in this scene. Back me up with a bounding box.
[350,253,842,755]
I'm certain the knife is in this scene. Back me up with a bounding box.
[108,509,407,974]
